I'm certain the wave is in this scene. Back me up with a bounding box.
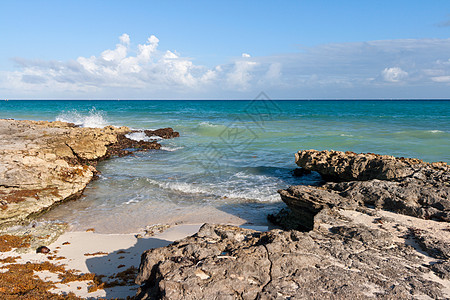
[56,108,109,128]
[145,173,282,203]
[161,146,184,152]
[428,130,444,133]
[125,131,163,142]
[199,121,222,128]
[146,178,211,195]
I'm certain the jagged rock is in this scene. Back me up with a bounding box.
[295,149,449,182]
[144,128,180,139]
[134,149,450,299]
[136,212,450,299]
[0,119,178,227]
[278,179,450,225]
[277,150,450,229]
[106,134,161,157]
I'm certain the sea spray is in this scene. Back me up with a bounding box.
[56,108,109,128]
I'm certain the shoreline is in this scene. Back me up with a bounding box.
[0,224,203,299]
[0,119,179,228]
[1,118,449,299]
[0,118,183,298]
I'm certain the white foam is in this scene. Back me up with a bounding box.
[161,146,184,152]
[123,199,139,205]
[56,108,109,128]
[428,130,444,133]
[199,121,220,127]
[125,131,164,142]
[148,135,163,140]
[146,178,211,195]
[146,174,281,203]
[125,131,147,141]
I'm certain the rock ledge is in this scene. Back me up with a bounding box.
[0,119,179,227]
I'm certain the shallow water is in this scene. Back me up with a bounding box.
[1,100,449,233]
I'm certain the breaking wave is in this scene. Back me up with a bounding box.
[56,108,109,128]
[145,173,282,203]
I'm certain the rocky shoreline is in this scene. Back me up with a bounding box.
[1,120,449,299]
[0,119,179,228]
[135,150,450,299]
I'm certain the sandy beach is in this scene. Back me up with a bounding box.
[1,224,202,298]
[1,115,449,299]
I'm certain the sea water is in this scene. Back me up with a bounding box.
[1,100,449,233]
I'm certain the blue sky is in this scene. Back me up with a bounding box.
[1,0,449,99]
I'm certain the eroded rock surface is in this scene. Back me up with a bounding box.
[136,212,450,299]
[135,149,450,299]
[295,149,449,182]
[279,150,450,226]
[144,128,180,139]
[0,119,178,227]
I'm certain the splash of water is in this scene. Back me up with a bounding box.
[56,108,109,128]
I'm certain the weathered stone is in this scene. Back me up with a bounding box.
[277,150,450,229]
[278,179,450,225]
[144,128,180,139]
[136,212,450,299]
[0,119,178,227]
[295,149,449,182]
[135,149,450,299]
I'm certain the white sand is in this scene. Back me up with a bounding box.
[0,224,203,299]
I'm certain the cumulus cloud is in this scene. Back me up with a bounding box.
[1,34,277,97]
[2,35,450,98]
[382,67,408,82]
[225,53,259,90]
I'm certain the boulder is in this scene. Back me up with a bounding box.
[144,128,180,139]
[295,149,449,182]
[276,150,450,229]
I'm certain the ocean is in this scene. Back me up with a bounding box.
[1,100,449,233]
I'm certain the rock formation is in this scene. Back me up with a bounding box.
[135,150,450,299]
[136,213,450,299]
[0,119,179,227]
[278,150,450,230]
[144,128,180,139]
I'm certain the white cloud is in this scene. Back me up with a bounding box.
[223,53,260,90]
[431,76,450,83]
[381,67,409,82]
[4,34,219,94]
[119,33,130,45]
[2,36,450,98]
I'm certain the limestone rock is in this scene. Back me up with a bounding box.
[134,149,450,299]
[278,150,450,227]
[0,119,177,227]
[144,128,180,139]
[295,149,449,182]
[135,214,450,299]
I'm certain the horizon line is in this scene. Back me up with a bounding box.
[2,98,450,101]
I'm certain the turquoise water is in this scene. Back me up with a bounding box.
[1,100,449,232]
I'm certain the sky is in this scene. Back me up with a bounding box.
[0,0,449,99]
